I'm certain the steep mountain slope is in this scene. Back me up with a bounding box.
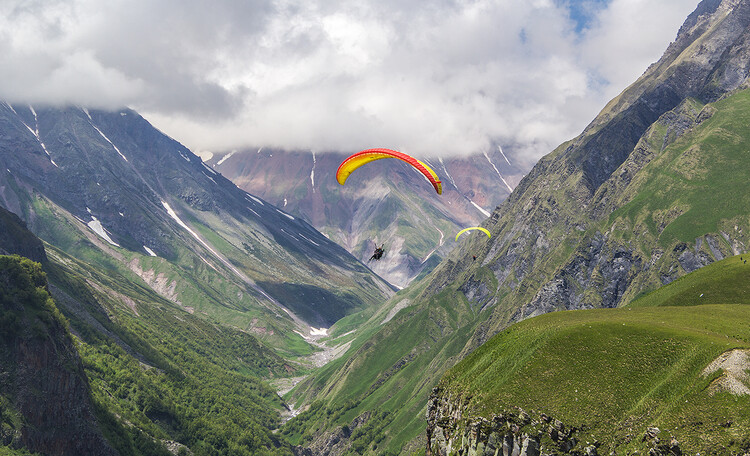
[208,148,523,288]
[0,206,46,263]
[0,205,297,455]
[0,104,394,354]
[45,243,296,455]
[284,0,750,452]
[0,254,116,456]
[429,255,750,455]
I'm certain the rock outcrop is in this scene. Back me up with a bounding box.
[426,388,583,456]
[426,388,686,456]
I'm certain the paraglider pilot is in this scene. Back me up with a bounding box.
[370,244,385,261]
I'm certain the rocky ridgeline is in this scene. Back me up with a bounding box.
[427,0,750,349]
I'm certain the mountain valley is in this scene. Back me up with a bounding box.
[2,0,750,455]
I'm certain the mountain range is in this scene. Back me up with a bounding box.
[207,147,524,288]
[0,102,392,454]
[0,103,394,338]
[2,0,750,455]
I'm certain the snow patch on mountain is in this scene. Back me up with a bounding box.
[202,162,217,174]
[438,157,458,189]
[470,200,491,217]
[246,194,264,205]
[162,200,263,288]
[299,233,320,246]
[310,327,327,336]
[310,150,316,192]
[87,217,120,247]
[483,151,514,193]
[216,150,236,166]
[162,201,225,264]
[497,145,512,166]
[12,104,57,167]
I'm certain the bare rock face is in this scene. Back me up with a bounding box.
[425,388,685,456]
[426,388,579,456]
[0,256,116,456]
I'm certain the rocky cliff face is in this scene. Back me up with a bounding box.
[0,256,116,455]
[426,388,579,456]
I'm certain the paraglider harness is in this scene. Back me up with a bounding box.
[369,244,385,261]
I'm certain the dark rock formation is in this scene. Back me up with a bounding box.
[0,206,46,263]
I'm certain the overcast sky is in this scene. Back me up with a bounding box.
[0,0,700,166]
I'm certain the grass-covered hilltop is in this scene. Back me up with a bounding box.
[430,254,750,455]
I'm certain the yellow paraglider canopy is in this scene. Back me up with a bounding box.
[455,227,491,241]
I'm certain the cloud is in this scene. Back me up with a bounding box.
[0,0,699,164]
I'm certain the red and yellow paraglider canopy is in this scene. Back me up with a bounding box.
[336,148,442,194]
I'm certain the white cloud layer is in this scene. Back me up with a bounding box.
[0,0,699,164]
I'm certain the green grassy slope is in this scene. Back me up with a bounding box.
[438,255,750,454]
[23,192,313,357]
[631,254,750,308]
[282,279,488,454]
[606,89,750,246]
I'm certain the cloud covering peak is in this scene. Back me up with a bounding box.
[0,0,698,164]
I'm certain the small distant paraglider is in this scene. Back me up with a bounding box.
[455,227,491,242]
[336,148,443,194]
